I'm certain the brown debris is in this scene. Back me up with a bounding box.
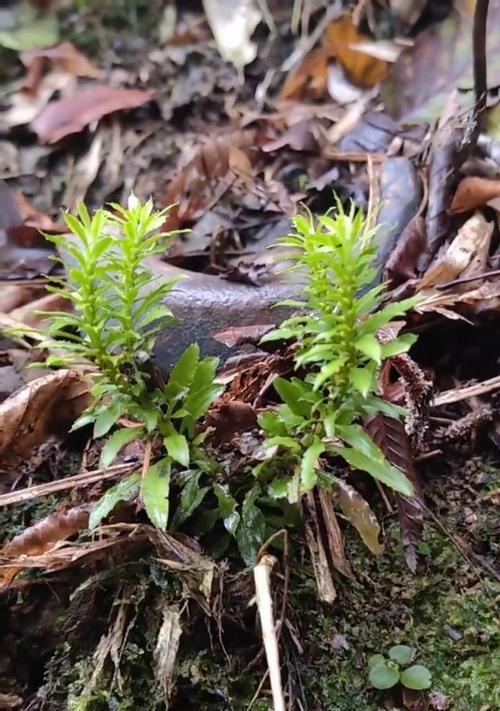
[32,85,155,144]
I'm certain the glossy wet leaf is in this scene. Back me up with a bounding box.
[172,471,209,529]
[142,458,171,531]
[214,484,240,536]
[300,439,324,492]
[235,485,266,567]
[164,432,189,467]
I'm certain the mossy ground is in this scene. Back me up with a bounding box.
[1,456,498,710]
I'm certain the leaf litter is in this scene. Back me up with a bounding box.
[1,2,500,709]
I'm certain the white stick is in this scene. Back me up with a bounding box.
[253,555,286,711]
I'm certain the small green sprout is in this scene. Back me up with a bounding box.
[368,645,432,691]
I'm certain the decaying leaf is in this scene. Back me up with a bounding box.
[419,212,493,290]
[202,0,261,70]
[206,400,257,443]
[303,492,336,603]
[318,488,353,578]
[212,323,274,347]
[450,175,500,214]
[32,85,154,143]
[384,215,428,284]
[154,605,183,702]
[0,369,90,470]
[21,41,102,94]
[0,505,90,590]
[336,480,384,556]
[281,14,390,100]
[365,414,424,572]
[163,130,259,229]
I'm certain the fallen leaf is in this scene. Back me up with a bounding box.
[262,120,319,152]
[21,41,102,94]
[32,85,155,144]
[0,505,90,590]
[429,691,451,710]
[163,129,260,229]
[384,216,428,284]
[318,488,353,578]
[212,323,274,347]
[419,212,494,290]
[450,175,500,214]
[281,14,390,101]
[206,400,257,443]
[365,414,424,571]
[0,370,90,471]
[336,479,384,556]
[203,0,261,70]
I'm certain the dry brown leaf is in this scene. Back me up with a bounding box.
[0,369,91,471]
[450,175,500,214]
[21,42,102,94]
[281,14,390,100]
[0,505,90,590]
[418,212,493,289]
[163,129,259,229]
[9,293,73,328]
[32,85,154,144]
[336,480,384,556]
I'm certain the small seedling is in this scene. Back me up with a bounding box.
[367,645,432,691]
[258,203,419,501]
[17,197,222,531]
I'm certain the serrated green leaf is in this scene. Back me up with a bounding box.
[349,367,373,397]
[400,665,432,690]
[89,473,141,530]
[164,432,189,467]
[99,428,143,468]
[93,406,124,438]
[235,485,266,567]
[355,334,382,363]
[165,343,200,398]
[300,438,324,491]
[273,378,313,417]
[142,458,171,530]
[389,645,414,666]
[369,662,400,690]
[380,334,417,359]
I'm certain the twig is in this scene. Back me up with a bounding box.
[433,375,500,407]
[253,555,286,711]
[436,267,500,291]
[473,0,489,124]
[0,463,133,507]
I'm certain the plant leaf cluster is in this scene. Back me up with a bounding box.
[258,204,418,500]
[368,645,432,691]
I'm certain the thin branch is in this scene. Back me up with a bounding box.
[473,0,489,123]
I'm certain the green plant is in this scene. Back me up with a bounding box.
[27,197,222,530]
[258,204,418,501]
[368,645,432,691]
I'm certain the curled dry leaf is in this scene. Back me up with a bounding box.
[418,212,493,290]
[21,41,102,94]
[32,85,155,144]
[449,175,500,214]
[281,14,390,100]
[0,505,90,590]
[212,323,274,348]
[0,369,91,471]
[336,479,384,556]
[384,215,428,284]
